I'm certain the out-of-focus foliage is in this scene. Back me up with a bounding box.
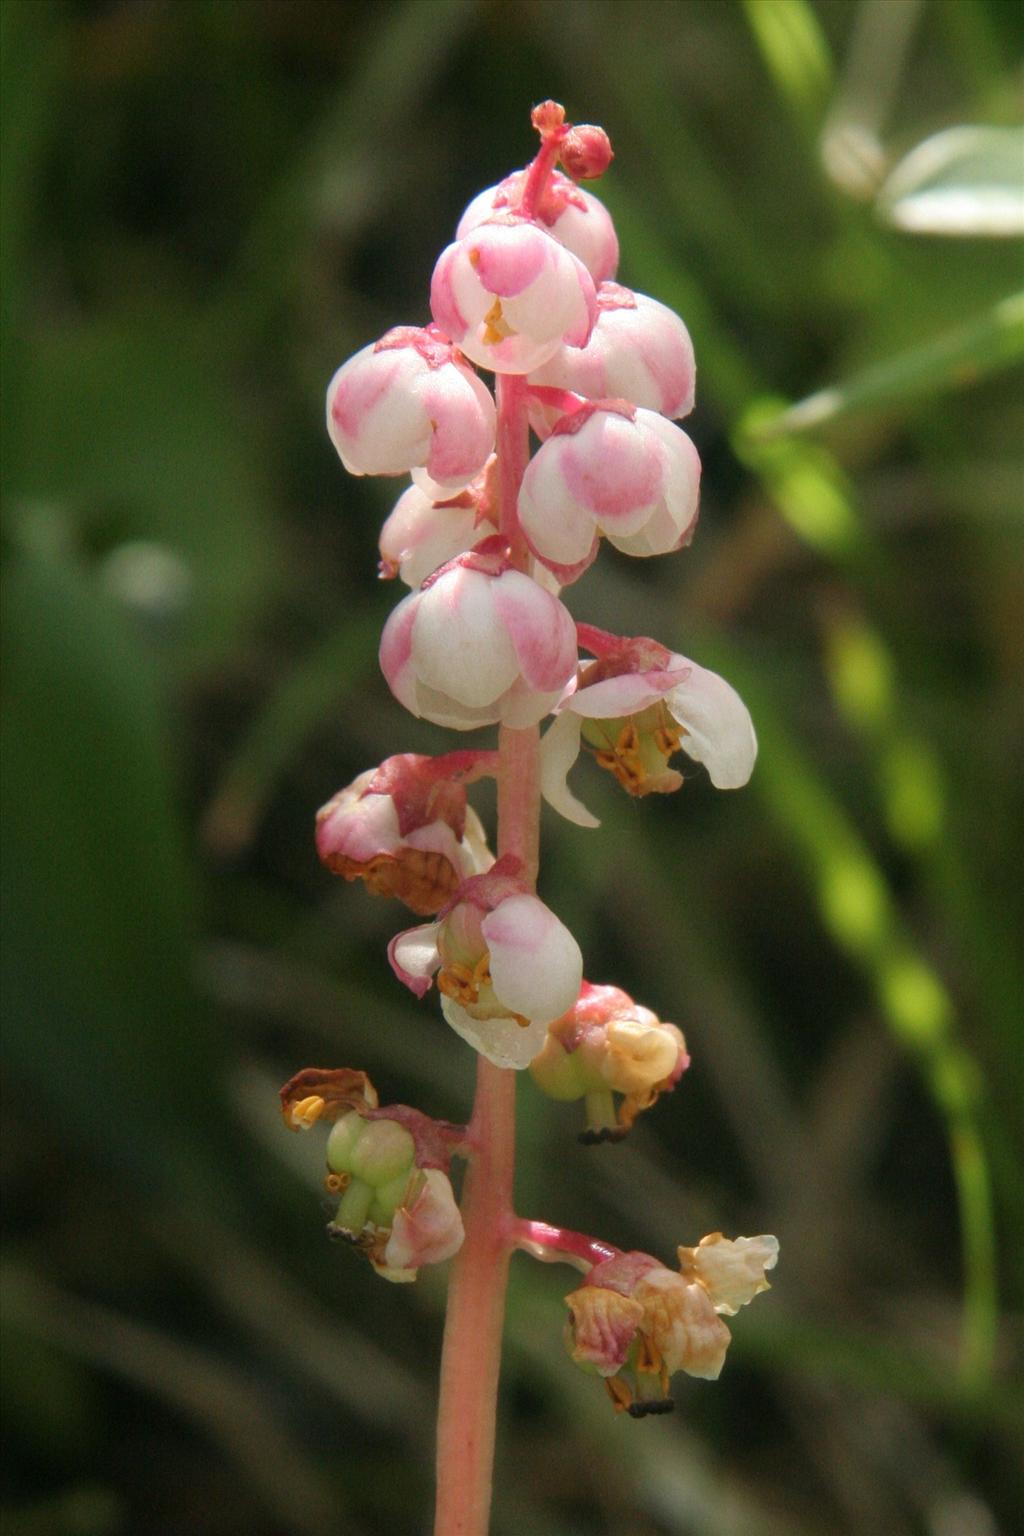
[2,1,1022,1532]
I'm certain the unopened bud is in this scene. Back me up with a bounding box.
[561,124,613,181]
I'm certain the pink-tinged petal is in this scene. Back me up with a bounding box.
[491,574,577,693]
[467,222,549,297]
[316,782,402,865]
[568,666,691,720]
[429,244,469,344]
[418,364,496,488]
[565,1285,645,1375]
[379,594,419,713]
[383,1169,464,1271]
[440,994,551,1069]
[666,663,757,788]
[411,569,520,708]
[559,411,663,528]
[387,922,441,996]
[539,713,600,829]
[518,444,604,568]
[483,894,583,1024]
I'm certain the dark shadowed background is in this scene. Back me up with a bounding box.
[2,1,1023,1533]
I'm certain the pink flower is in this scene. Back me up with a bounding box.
[315,754,493,916]
[530,981,689,1139]
[457,168,619,283]
[326,325,495,489]
[388,856,583,1068]
[430,218,597,375]
[517,402,700,583]
[378,460,498,589]
[379,540,578,731]
[540,627,757,827]
[530,281,696,422]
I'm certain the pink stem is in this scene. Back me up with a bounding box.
[511,1217,621,1270]
[433,374,536,1536]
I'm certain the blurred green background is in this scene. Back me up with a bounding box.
[3,1,1023,1533]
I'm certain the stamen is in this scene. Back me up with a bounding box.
[324,1171,351,1195]
[605,1376,634,1414]
[482,298,516,345]
[289,1094,327,1130]
[438,961,479,1006]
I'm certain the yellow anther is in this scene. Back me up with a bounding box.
[438,961,479,1006]
[472,952,493,989]
[616,723,640,755]
[482,298,515,345]
[289,1094,326,1130]
[324,1171,350,1195]
[653,724,682,758]
[511,1012,531,1030]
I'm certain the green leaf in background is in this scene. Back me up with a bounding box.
[1,552,224,1183]
[750,289,1024,435]
[877,124,1024,236]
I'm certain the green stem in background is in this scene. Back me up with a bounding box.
[433,377,536,1536]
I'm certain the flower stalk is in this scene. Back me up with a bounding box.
[286,97,777,1536]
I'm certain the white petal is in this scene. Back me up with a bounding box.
[483,894,582,1024]
[540,713,599,828]
[440,994,551,1069]
[667,664,757,789]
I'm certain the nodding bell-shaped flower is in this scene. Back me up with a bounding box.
[430,217,597,375]
[541,626,758,828]
[326,325,495,490]
[316,753,493,917]
[564,1235,778,1416]
[378,458,499,589]
[517,401,701,584]
[530,981,689,1141]
[388,855,583,1069]
[457,168,619,284]
[379,539,578,731]
[530,281,696,424]
[279,1067,466,1283]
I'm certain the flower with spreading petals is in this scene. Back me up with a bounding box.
[564,1234,777,1415]
[326,325,495,490]
[316,753,493,916]
[279,1068,466,1283]
[379,540,578,731]
[388,856,583,1068]
[517,401,701,583]
[378,459,499,588]
[540,626,757,827]
[457,168,619,283]
[430,217,597,375]
[530,281,696,423]
[530,981,689,1140]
